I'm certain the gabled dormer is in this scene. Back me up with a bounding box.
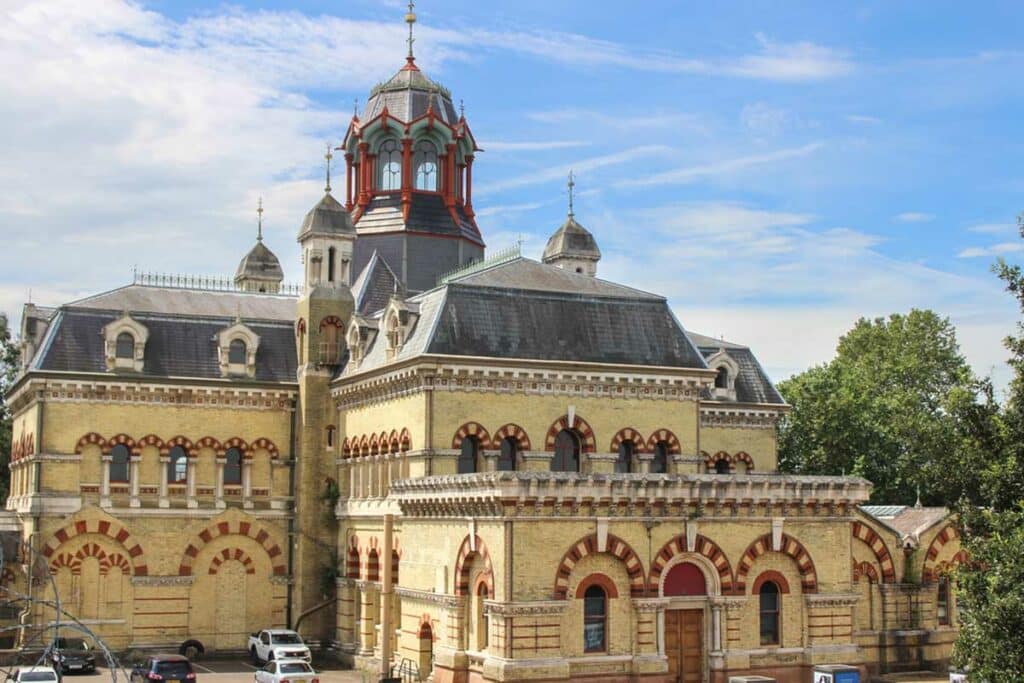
[102,312,149,372]
[381,296,419,361]
[345,315,378,371]
[705,348,740,401]
[216,320,260,378]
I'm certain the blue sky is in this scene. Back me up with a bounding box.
[1,0,1022,390]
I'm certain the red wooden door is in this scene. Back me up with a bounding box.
[665,609,703,682]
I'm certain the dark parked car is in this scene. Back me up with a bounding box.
[130,656,196,683]
[48,638,96,674]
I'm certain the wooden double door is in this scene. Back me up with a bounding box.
[665,609,704,682]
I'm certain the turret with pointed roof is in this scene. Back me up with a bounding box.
[542,172,601,277]
[235,197,285,293]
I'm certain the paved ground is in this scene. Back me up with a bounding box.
[872,673,948,683]
[51,659,366,683]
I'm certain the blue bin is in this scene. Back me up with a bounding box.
[812,665,860,683]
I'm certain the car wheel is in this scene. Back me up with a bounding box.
[267,653,274,662]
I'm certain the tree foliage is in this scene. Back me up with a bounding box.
[777,309,978,504]
[0,314,20,502]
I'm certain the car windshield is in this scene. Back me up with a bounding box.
[22,673,58,682]
[154,662,192,678]
[55,638,89,650]
[278,664,312,674]
[271,633,302,645]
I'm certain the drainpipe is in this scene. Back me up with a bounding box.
[286,397,298,628]
[379,514,394,678]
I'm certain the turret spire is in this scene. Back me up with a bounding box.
[405,1,416,61]
[324,143,333,194]
[257,196,264,242]
[567,170,575,218]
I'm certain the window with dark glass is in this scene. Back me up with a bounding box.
[552,430,580,472]
[715,459,731,474]
[414,140,438,191]
[168,446,187,484]
[615,440,634,474]
[229,339,246,364]
[115,332,134,359]
[224,447,243,486]
[583,585,607,653]
[326,426,335,448]
[378,139,402,191]
[497,437,517,471]
[937,576,950,625]
[458,437,479,474]
[651,441,668,474]
[759,580,780,645]
[327,246,336,282]
[715,366,729,389]
[109,444,130,483]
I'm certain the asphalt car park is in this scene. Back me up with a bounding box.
[48,658,362,683]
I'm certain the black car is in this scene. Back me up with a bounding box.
[48,638,96,674]
[130,656,196,683]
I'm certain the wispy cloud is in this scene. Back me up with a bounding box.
[895,212,935,223]
[846,114,882,125]
[957,243,1024,258]
[482,140,591,152]
[968,222,1017,234]
[526,108,707,132]
[621,142,825,187]
[474,202,545,218]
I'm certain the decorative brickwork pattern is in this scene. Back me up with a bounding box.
[178,519,285,577]
[851,520,896,582]
[544,415,596,453]
[735,533,817,594]
[608,428,645,454]
[453,534,494,597]
[42,518,148,576]
[644,429,681,455]
[922,525,960,583]
[553,533,644,599]
[649,534,733,595]
[451,422,491,450]
[208,548,257,575]
[491,424,531,451]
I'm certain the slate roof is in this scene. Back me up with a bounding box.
[542,216,601,263]
[234,240,284,283]
[861,505,950,541]
[69,284,297,321]
[33,307,297,383]
[687,331,786,405]
[355,193,481,243]
[297,192,355,240]
[362,62,458,124]
[347,257,707,373]
[352,251,399,315]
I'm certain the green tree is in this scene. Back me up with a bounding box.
[777,309,978,504]
[0,314,20,502]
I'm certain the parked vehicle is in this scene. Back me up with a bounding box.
[47,637,97,674]
[253,659,319,683]
[5,667,59,683]
[248,630,311,664]
[130,655,196,683]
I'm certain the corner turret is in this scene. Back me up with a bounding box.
[542,172,601,277]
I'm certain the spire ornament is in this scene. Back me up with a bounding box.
[324,143,333,193]
[567,170,576,218]
[405,1,417,61]
[257,196,264,242]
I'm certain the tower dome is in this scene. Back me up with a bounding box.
[542,173,601,277]
[235,199,284,293]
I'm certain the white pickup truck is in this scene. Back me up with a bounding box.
[247,630,311,664]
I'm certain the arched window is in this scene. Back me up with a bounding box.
[327,246,336,283]
[759,580,780,645]
[378,139,402,191]
[615,440,634,474]
[552,430,580,472]
[224,447,243,486]
[715,459,731,474]
[476,583,489,650]
[458,437,479,475]
[168,445,188,484]
[497,436,517,471]
[326,426,336,448]
[715,366,729,389]
[229,339,247,365]
[115,332,134,359]
[109,444,130,483]
[414,140,438,191]
[651,441,668,474]
[937,576,950,626]
[583,585,607,653]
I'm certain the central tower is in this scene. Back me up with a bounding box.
[341,5,484,294]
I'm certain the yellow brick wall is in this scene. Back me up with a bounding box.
[559,553,634,658]
[699,425,778,472]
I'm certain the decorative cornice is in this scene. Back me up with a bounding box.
[700,404,783,430]
[631,598,670,613]
[396,586,464,609]
[17,378,295,412]
[131,575,194,587]
[804,593,860,608]
[483,600,567,617]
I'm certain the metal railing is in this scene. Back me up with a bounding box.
[437,243,521,285]
[132,269,302,296]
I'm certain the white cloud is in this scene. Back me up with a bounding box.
[741,102,793,136]
[620,142,824,187]
[846,114,882,125]
[957,242,1024,258]
[526,109,708,133]
[895,212,935,223]
[968,222,1017,234]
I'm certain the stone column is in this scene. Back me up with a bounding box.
[359,582,377,655]
[100,455,112,507]
[186,459,198,508]
[242,459,253,509]
[215,456,226,509]
[711,602,723,652]
[129,455,141,507]
[158,456,169,508]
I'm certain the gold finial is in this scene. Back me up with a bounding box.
[567,170,575,218]
[405,1,417,60]
[324,143,333,193]
[257,196,264,241]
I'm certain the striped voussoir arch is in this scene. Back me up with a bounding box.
[922,524,960,583]
[41,518,147,576]
[208,548,256,575]
[453,534,495,597]
[545,414,597,453]
[609,427,646,453]
[645,429,681,454]
[649,534,734,594]
[178,519,285,576]
[491,424,531,451]
[852,560,879,583]
[554,533,645,599]
[451,422,490,450]
[851,520,896,582]
[735,533,817,594]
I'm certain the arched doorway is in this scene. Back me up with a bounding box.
[215,560,248,649]
[417,621,434,680]
[662,560,713,683]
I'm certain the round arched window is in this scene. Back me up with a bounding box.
[228,339,247,364]
[378,139,402,191]
[115,332,134,359]
[583,585,607,653]
[552,430,580,472]
[759,580,780,645]
[414,140,438,191]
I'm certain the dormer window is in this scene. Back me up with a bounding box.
[414,140,438,191]
[715,366,729,389]
[102,313,149,372]
[378,138,402,191]
[386,314,402,359]
[705,350,740,401]
[229,339,247,365]
[217,321,260,378]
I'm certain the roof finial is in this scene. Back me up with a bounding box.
[567,170,576,218]
[405,1,416,61]
[257,196,264,242]
[353,97,359,117]
[459,99,465,119]
[324,142,333,193]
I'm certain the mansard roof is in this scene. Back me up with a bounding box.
[362,61,459,124]
[355,193,482,243]
[687,331,785,405]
